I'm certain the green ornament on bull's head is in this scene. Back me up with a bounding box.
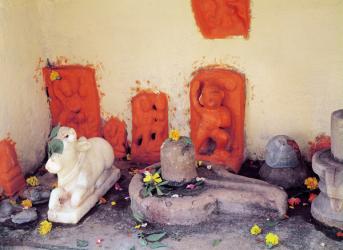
[48,124,64,157]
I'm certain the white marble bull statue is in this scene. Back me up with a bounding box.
[46,126,120,223]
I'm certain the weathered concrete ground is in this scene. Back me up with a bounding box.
[1,161,342,250]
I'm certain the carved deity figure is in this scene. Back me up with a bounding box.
[103,117,128,159]
[192,0,250,39]
[46,126,120,224]
[131,91,168,164]
[0,139,25,196]
[190,68,245,173]
[43,65,101,138]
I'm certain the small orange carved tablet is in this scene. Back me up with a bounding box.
[0,139,26,196]
[191,0,250,39]
[103,117,128,159]
[190,68,245,173]
[42,65,101,138]
[131,91,169,164]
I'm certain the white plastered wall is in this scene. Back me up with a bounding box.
[0,0,50,174]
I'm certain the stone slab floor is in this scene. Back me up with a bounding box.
[1,161,342,250]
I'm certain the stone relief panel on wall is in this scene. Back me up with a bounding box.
[131,91,168,164]
[192,0,250,39]
[190,68,245,173]
[43,65,101,138]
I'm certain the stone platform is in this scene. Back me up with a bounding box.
[130,166,287,225]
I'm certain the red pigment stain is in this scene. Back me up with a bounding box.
[42,65,101,138]
[131,90,169,164]
[0,139,26,196]
[308,134,331,159]
[191,0,250,39]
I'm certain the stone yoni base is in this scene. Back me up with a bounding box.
[48,167,120,224]
[129,166,287,225]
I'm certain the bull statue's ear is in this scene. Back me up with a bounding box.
[76,137,92,152]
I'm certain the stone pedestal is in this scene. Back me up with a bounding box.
[311,109,343,230]
[161,137,197,183]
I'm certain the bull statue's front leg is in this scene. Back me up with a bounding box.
[49,187,66,210]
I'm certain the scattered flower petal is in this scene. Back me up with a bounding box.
[308,193,317,203]
[250,224,262,235]
[207,165,212,170]
[96,238,103,245]
[320,242,325,247]
[265,233,279,248]
[171,194,179,198]
[26,176,39,187]
[111,201,117,206]
[134,224,142,229]
[169,129,180,141]
[126,153,131,161]
[114,183,123,191]
[38,220,52,236]
[186,184,196,190]
[197,161,202,167]
[288,197,301,206]
[9,199,16,206]
[98,197,107,204]
[141,222,148,228]
[304,177,318,190]
[124,196,130,200]
[196,177,205,182]
[336,232,343,237]
[21,199,32,209]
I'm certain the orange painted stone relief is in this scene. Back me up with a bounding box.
[190,68,245,173]
[103,117,129,159]
[42,65,101,138]
[131,91,169,164]
[0,139,26,196]
[191,0,250,39]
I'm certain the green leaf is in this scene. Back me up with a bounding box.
[149,242,167,249]
[49,124,60,140]
[212,239,222,247]
[156,186,164,196]
[156,181,169,187]
[76,239,88,248]
[145,232,166,242]
[48,138,64,157]
[133,211,144,223]
[139,239,148,247]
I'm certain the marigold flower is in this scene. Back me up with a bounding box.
[250,224,262,235]
[49,70,61,81]
[26,176,39,187]
[169,129,180,141]
[21,199,32,208]
[38,220,52,236]
[288,197,301,206]
[308,193,317,203]
[304,177,318,190]
[143,172,162,184]
[98,197,107,204]
[265,232,279,248]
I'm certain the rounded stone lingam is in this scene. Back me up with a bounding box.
[311,109,343,230]
[161,136,197,184]
[259,135,308,189]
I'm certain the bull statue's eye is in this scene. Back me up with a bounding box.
[64,134,69,138]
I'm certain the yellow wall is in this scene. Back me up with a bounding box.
[1,0,343,173]
[0,0,50,173]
